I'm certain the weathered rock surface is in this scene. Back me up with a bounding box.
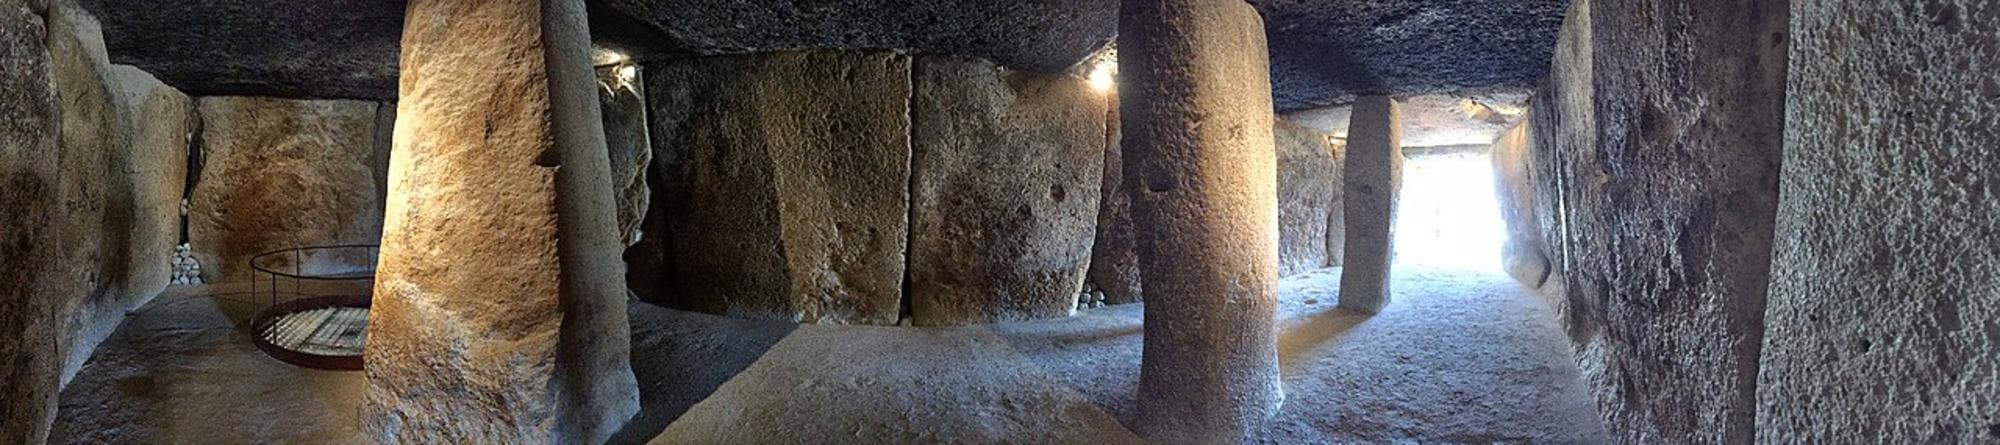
[47,0,138,389]
[592,0,1115,74]
[189,97,383,283]
[364,0,638,442]
[907,56,1106,326]
[81,1,1565,114]
[84,0,403,100]
[106,64,191,311]
[632,51,910,325]
[598,65,651,247]
[1275,118,1343,277]
[1,2,64,442]
[1086,93,1141,305]
[1490,121,1547,290]
[1757,2,1999,442]
[1260,0,1567,110]
[1529,0,1788,442]
[1338,96,1403,314]
[1119,0,1283,441]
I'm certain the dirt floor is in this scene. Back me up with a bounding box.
[52,266,1607,444]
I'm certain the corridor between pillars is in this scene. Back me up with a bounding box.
[1339,96,1404,314]
[361,0,639,443]
[1118,0,1284,442]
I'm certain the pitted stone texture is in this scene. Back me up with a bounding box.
[1,2,64,442]
[1490,121,1548,290]
[107,65,191,310]
[1532,1,1788,442]
[1758,1,2000,442]
[1086,94,1141,305]
[1337,96,1402,314]
[1260,0,1567,111]
[594,0,1115,74]
[599,66,651,247]
[633,51,910,326]
[907,56,1106,326]
[83,0,403,100]
[365,0,639,442]
[189,97,382,283]
[1275,118,1343,277]
[1119,0,1283,441]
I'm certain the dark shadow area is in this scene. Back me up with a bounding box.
[607,300,799,445]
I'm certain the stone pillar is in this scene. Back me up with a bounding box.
[1119,0,1283,442]
[362,0,638,443]
[2,1,63,441]
[1338,96,1401,314]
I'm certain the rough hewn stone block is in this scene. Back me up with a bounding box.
[1,2,65,441]
[1757,1,1999,442]
[634,50,911,325]
[1276,118,1343,277]
[363,0,638,442]
[906,56,1106,326]
[1531,0,1787,442]
[1086,93,1141,305]
[1338,95,1402,313]
[188,97,382,283]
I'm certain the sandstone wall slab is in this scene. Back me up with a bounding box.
[907,56,1106,326]
[1757,1,2000,442]
[634,51,911,325]
[1086,93,1141,305]
[189,97,383,283]
[1275,118,1343,277]
[1532,0,1788,442]
[1,2,64,441]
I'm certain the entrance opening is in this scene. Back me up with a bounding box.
[1394,145,1507,271]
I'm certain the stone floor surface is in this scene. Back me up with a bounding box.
[52,267,1608,444]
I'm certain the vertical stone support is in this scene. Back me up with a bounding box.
[1338,96,1402,314]
[1,1,62,441]
[1119,0,1283,442]
[362,0,638,443]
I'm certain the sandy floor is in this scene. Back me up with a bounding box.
[52,267,1606,444]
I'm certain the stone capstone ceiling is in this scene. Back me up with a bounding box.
[1255,0,1568,111]
[82,0,1565,110]
[84,0,406,101]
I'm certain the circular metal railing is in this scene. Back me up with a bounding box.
[247,244,379,371]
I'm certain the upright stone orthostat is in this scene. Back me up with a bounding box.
[1758,1,1997,441]
[630,50,911,326]
[363,0,638,442]
[2,1,64,441]
[1338,95,1402,314]
[1275,118,1344,277]
[1086,93,1143,305]
[1119,0,1284,441]
[907,55,1107,326]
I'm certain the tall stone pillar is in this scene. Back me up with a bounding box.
[362,0,638,443]
[1,1,63,441]
[1119,0,1283,442]
[1338,96,1402,314]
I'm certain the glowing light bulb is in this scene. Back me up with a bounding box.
[616,65,638,83]
[1088,63,1115,93]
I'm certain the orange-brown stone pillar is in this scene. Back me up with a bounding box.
[362,0,638,443]
[1120,0,1284,442]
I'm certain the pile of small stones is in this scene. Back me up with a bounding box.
[171,243,203,285]
[1076,281,1108,309]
